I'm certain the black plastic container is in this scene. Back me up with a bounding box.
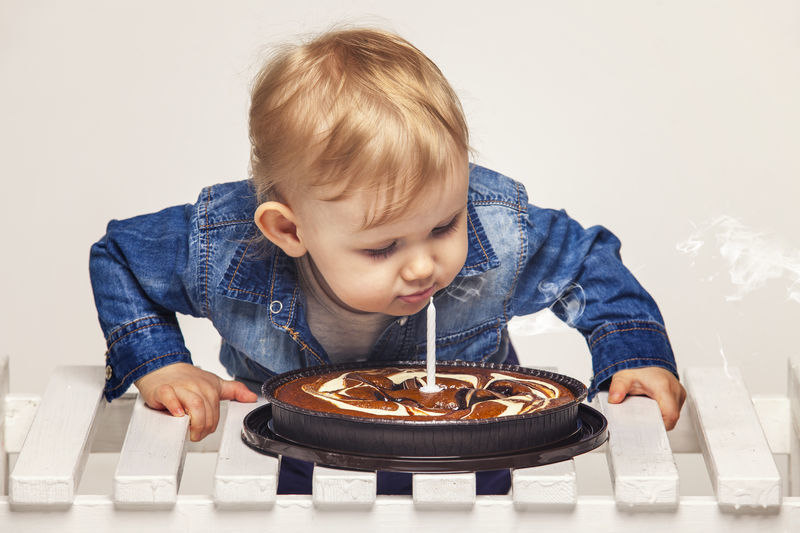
[260,360,588,458]
[242,402,608,472]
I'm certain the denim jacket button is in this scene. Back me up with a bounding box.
[105,365,113,380]
[269,300,283,314]
[397,316,408,326]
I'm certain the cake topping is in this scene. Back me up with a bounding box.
[274,366,575,420]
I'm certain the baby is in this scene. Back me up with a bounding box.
[90,28,685,493]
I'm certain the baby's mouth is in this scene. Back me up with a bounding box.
[398,285,435,304]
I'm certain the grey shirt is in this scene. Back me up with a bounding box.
[295,255,395,363]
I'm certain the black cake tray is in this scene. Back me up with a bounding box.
[259,360,589,458]
[241,402,608,472]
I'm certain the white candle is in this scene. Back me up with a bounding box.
[420,296,442,393]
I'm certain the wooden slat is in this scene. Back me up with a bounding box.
[114,395,189,509]
[9,366,105,508]
[4,395,40,454]
[0,356,8,497]
[3,390,792,455]
[792,436,800,498]
[753,396,790,454]
[511,459,576,508]
[312,466,376,507]
[666,404,702,453]
[213,400,279,508]
[789,356,800,496]
[412,473,476,507]
[595,392,679,509]
[3,495,800,533]
[685,367,781,510]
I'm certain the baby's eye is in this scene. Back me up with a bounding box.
[364,241,397,260]
[431,214,460,237]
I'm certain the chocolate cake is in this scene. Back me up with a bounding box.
[262,361,587,457]
[274,365,575,421]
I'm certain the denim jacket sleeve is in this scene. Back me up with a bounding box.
[90,203,203,401]
[510,205,678,398]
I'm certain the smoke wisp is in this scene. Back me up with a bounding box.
[445,276,487,302]
[677,215,800,303]
[508,279,587,336]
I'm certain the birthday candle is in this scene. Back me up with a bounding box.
[420,296,442,393]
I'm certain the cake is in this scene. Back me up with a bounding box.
[274,365,575,421]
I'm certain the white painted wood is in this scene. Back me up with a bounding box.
[5,393,220,455]
[789,356,800,496]
[2,495,800,532]
[685,367,782,510]
[7,388,792,456]
[0,356,8,497]
[593,390,791,457]
[113,394,189,509]
[666,402,702,453]
[4,360,800,528]
[594,392,679,509]
[511,459,576,508]
[792,435,800,498]
[412,473,476,507]
[4,395,40,454]
[753,396,790,454]
[213,399,279,508]
[312,466,377,507]
[9,366,105,508]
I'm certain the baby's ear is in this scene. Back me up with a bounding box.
[254,202,307,257]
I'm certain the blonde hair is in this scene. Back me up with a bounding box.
[248,28,469,227]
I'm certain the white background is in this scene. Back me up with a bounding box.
[1,1,798,400]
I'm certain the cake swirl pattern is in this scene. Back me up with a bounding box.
[275,366,574,420]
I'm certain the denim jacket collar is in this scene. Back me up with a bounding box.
[215,199,499,322]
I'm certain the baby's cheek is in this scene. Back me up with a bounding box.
[442,235,469,280]
[336,270,394,310]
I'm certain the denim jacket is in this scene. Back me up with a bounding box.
[90,165,677,402]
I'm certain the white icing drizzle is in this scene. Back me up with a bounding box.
[317,374,348,393]
[302,385,442,417]
[384,369,480,388]
[484,372,561,398]
[296,368,564,419]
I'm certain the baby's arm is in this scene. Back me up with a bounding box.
[90,194,256,441]
[509,200,681,427]
[607,366,686,430]
[135,363,256,441]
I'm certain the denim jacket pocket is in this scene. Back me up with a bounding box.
[414,317,505,363]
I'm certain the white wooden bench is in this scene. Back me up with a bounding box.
[2,355,799,532]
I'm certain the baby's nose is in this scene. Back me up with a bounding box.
[401,251,435,281]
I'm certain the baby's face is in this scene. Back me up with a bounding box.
[292,169,469,316]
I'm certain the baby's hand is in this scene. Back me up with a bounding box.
[134,362,258,441]
[607,366,686,430]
